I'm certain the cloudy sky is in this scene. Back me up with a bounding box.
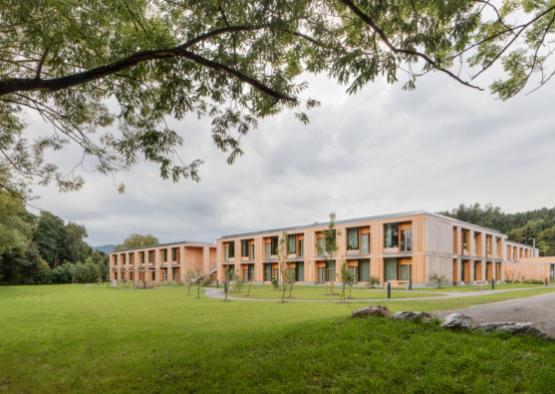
[29,70,555,246]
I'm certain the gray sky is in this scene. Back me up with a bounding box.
[29,71,555,246]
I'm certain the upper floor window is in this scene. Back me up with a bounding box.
[384,224,399,248]
[347,228,359,250]
[271,236,278,255]
[241,240,249,257]
[224,241,235,259]
[287,235,296,254]
[400,228,412,252]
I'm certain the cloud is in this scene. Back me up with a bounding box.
[28,71,555,245]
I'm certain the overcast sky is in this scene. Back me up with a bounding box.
[28,70,555,246]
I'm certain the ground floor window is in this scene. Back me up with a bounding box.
[317,261,335,283]
[399,264,410,281]
[243,264,254,281]
[224,265,235,280]
[295,263,304,282]
[263,263,272,281]
[358,259,370,282]
[384,258,398,281]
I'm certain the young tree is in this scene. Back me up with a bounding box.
[277,231,293,303]
[339,261,355,303]
[320,212,340,296]
[430,273,448,289]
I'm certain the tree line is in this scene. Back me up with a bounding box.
[441,203,555,256]
[0,188,108,284]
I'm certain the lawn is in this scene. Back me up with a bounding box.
[229,284,440,300]
[423,282,547,292]
[1,284,555,393]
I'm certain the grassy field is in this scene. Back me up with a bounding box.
[229,284,440,300]
[1,284,555,393]
[423,282,547,292]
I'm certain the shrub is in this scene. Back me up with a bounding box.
[368,276,380,288]
[51,263,74,283]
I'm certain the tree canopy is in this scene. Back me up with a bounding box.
[115,233,159,251]
[1,1,554,192]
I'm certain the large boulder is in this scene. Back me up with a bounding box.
[393,311,434,322]
[476,322,546,337]
[441,313,473,330]
[352,305,391,318]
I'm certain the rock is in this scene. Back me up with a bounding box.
[393,311,434,322]
[441,313,473,330]
[476,322,546,337]
[352,305,391,318]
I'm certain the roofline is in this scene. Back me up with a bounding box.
[425,212,505,236]
[111,240,215,254]
[218,210,429,240]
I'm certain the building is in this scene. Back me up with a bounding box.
[109,241,217,284]
[216,210,545,286]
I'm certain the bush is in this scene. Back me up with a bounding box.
[51,263,74,283]
[72,261,99,283]
[367,276,380,288]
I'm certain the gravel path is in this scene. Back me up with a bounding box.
[438,291,555,337]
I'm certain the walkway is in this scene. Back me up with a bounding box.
[203,286,545,303]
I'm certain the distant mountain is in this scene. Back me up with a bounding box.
[94,244,116,254]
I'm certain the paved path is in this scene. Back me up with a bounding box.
[204,287,545,303]
[439,292,555,337]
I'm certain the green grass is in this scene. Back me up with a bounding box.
[1,284,555,393]
[231,284,440,300]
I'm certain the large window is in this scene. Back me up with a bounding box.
[241,240,249,257]
[270,236,278,255]
[399,264,410,281]
[225,242,235,259]
[295,263,304,281]
[264,263,272,281]
[317,237,326,256]
[287,235,296,254]
[384,224,399,248]
[400,229,412,252]
[361,233,370,254]
[298,239,304,257]
[347,228,359,250]
[358,260,370,282]
[384,258,398,281]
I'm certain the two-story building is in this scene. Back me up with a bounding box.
[217,210,540,286]
[109,241,217,285]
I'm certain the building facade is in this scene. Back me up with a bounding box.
[109,241,217,284]
[216,211,542,286]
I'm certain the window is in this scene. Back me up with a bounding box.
[295,263,304,281]
[361,233,370,254]
[384,224,399,248]
[225,242,235,259]
[162,249,168,262]
[270,237,278,255]
[241,240,249,257]
[317,237,325,256]
[347,228,359,250]
[250,242,255,259]
[172,248,178,261]
[358,260,370,282]
[400,229,412,252]
[264,263,272,281]
[298,239,304,257]
[384,258,398,281]
[265,242,271,259]
[399,264,410,281]
[287,235,296,254]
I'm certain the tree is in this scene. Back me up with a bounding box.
[430,273,448,289]
[339,261,355,303]
[115,234,159,251]
[319,212,339,296]
[3,1,555,193]
[277,231,293,303]
[32,211,68,267]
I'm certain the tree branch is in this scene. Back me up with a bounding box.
[0,24,296,102]
[339,0,483,90]
[35,48,49,80]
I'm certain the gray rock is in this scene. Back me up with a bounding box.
[352,305,391,318]
[476,322,546,337]
[441,313,473,330]
[393,311,434,322]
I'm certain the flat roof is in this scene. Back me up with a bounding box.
[219,210,429,239]
[112,240,215,254]
[218,210,532,246]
